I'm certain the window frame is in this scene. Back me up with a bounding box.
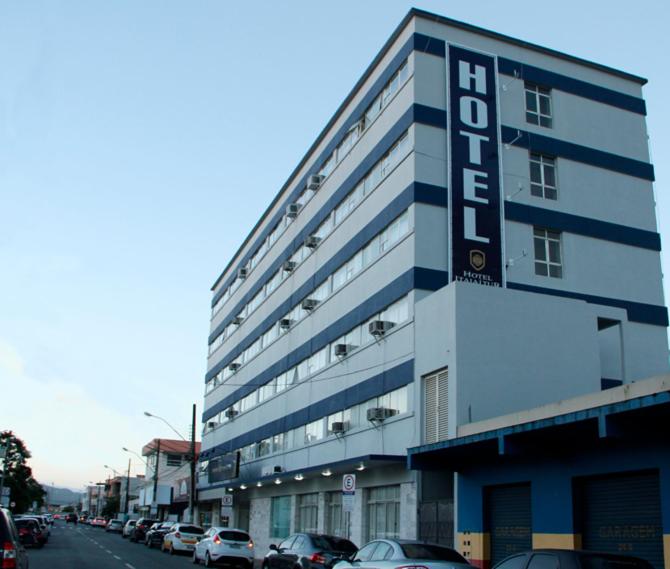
[533,227,563,278]
[525,82,552,128]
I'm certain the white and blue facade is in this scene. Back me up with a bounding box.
[197,8,668,560]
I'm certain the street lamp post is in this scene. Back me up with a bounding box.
[144,405,197,523]
[123,447,154,518]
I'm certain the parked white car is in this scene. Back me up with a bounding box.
[161,523,205,554]
[122,519,136,538]
[193,527,254,567]
[334,539,472,569]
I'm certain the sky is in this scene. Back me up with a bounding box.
[1,0,669,490]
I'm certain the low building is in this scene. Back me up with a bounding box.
[408,376,670,569]
[138,438,200,521]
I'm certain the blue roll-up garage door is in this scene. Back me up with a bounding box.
[578,471,663,569]
[486,484,532,566]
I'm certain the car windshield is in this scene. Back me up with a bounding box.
[580,554,654,569]
[312,536,357,553]
[401,544,468,563]
[219,530,250,542]
[179,525,204,535]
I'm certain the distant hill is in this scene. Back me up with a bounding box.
[41,484,83,506]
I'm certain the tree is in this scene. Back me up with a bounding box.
[101,495,119,518]
[0,431,46,513]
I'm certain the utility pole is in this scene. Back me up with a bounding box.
[189,403,196,524]
[124,458,131,516]
[152,439,160,519]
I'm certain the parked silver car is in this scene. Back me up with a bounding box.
[334,539,472,569]
[193,527,254,567]
[122,519,137,538]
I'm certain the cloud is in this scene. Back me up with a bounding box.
[0,339,150,489]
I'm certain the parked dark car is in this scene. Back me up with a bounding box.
[492,550,655,569]
[145,521,174,548]
[15,518,46,548]
[264,533,357,569]
[130,517,159,543]
[0,507,29,568]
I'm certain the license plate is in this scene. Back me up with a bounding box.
[230,544,241,549]
[183,539,196,544]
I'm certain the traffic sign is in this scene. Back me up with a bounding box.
[342,474,356,493]
[221,494,233,507]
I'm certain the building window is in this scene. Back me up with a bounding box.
[325,491,346,537]
[166,454,182,467]
[525,83,552,127]
[533,228,562,278]
[296,493,319,532]
[529,153,557,200]
[367,485,400,539]
[270,496,291,538]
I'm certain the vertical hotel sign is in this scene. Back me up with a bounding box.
[448,45,505,287]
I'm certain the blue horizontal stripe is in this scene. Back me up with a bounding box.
[505,202,661,251]
[507,282,669,326]
[502,126,655,181]
[203,268,443,420]
[413,32,446,58]
[211,33,425,302]
[498,57,646,115]
[201,359,414,459]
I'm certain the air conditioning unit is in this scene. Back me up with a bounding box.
[286,203,301,219]
[232,316,244,326]
[282,260,297,273]
[225,408,239,419]
[368,320,395,337]
[334,344,350,357]
[304,235,321,249]
[330,421,347,434]
[206,421,218,429]
[366,407,395,422]
[279,318,293,330]
[301,298,319,311]
[228,362,241,372]
[237,267,248,279]
[307,174,325,191]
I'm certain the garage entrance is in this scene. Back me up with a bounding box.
[485,483,532,566]
[575,470,664,569]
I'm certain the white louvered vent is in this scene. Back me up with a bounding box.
[424,368,448,444]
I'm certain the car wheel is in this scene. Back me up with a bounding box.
[204,552,212,567]
[193,549,199,565]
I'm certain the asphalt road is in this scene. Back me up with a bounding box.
[27,520,196,569]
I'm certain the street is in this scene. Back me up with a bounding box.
[28,520,195,569]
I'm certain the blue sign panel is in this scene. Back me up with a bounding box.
[208,452,240,483]
[448,45,504,287]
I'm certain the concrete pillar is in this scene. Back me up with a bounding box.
[317,492,327,533]
[400,482,418,539]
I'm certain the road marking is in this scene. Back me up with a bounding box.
[113,555,121,560]
[125,564,136,569]
[106,549,112,553]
